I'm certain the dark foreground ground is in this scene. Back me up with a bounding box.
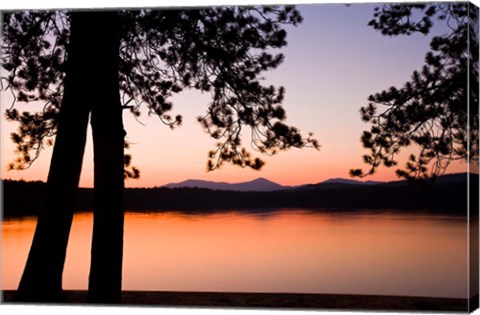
[1,290,469,312]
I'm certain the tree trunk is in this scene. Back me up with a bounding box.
[15,11,125,303]
[85,12,125,304]
[14,12,92,302]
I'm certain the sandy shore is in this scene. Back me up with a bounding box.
[1,290,468,312]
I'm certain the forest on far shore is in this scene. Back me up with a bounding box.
[2,173,478,218]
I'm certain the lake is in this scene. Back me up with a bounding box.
[1,210,468,298]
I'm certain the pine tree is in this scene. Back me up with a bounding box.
[351,3,479,180]
[2,7,318,303]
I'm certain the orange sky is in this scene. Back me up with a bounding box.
[0,4,471,188]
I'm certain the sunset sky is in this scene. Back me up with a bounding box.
[0,3,469,188]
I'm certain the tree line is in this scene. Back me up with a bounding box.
[3,176,474,217]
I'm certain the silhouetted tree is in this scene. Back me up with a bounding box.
[351,3,478,180]
[2,7,318,303]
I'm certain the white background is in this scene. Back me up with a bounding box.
[1,0,479,314]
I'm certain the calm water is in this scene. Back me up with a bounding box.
[1,210,468,298]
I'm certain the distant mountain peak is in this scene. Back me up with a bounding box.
[252,177,273,183]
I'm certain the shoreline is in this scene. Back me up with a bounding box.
[1,290,469,311]
[3,207,472,220]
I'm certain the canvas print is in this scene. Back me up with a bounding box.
[0,1,479,313]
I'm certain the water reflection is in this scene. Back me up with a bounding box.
[1,210,468,298]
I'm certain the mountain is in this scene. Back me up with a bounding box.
[321,178,383,185]
[230,177,286,191]
[164,179,233,191]
[164,177,384,192]
[163,177,286,192]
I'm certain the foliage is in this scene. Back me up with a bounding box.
[1,7,318,174]
[351,3,478,180]
[2,12,67,169]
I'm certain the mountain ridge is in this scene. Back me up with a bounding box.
[163,172,471,191]
[319,178,383,185]
[163,176,384,191]
[164,177,285,192]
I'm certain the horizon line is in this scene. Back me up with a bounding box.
[1,172,473,190]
